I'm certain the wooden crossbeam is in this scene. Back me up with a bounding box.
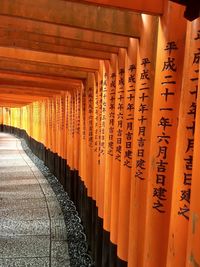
[0,0,141,37]
[0,102,27,108]
[0,59,89,79]
[78,0,164,15]
[0,47,100,71]
[0,86,62,97]
[0,16,128,48]
[0,99,32,105]
[0,38,112,60]
[0,93,48,101]
[0,71,82,88]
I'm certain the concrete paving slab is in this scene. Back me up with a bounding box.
[0,133,70,266]
[0,235,50,258]
[0,219,50,236]
[52,240,70,265]
[0,257,49,267]
[0,197,47,210]
[51,219,68,240]
[0,207,49,221]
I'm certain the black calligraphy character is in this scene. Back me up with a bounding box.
[126,142,132,149]
[161,88,175,101]
[190,85,198,100]
[184,173,192,185]
[138,103,148,114]
[119,68,125,75]
[129,74,136,84]
[185,138,194,153]
[135,169,144,180]
[111,73,116,78]
[164,41,178,55]
[117,112,123,120]
[158,117,172,131]
[156,174,166,186]
[157,133,170,144]
[139,92,149,102]
[180,189,191,203]
[156,160,168,172]
[117,129,123,137]
[118,94,124,102]
[127,94,135,101]
[187,102,196,119]
[127,122,133,130]
[138,126,146,136]
[129,64,136,72]
[109,111,115,119]
[161,75,176,85]
[124,159,132,168]
[157,146,167,159]
[140,69,150,80]
[119,77,124,88]
[153,199,165,213]
[137,149,144,157]
[186,121,195,136]
[193,49,200,65]
[153,187,167,200]
[137,137,146,147]
[178,205,189,220]
[118,120,123,128]
[110,79,116,88]
[116,145,122,154]
[141,58,151,68]
[125,150,132,159]
[162,57,177,72]
[127,103,134,111]
[136,159,146,170]
[126,132,133,140]
[138,115,147,125]
[184,155,193,171]
[118,103,123,111]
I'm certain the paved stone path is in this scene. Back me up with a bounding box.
[0,133,70,267]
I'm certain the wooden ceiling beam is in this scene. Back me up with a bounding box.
[0,59,89,79]
[0,47,100,71]
[0,102,26,108]
[0,0,141,37]
[0,87,62,97]
[0,79,79,91]
[76,0,164,15]
[0,71,82,88]
[0,93,48,101]
[0,99,32,105]
[0,38,112,60]
[0,16,127,48]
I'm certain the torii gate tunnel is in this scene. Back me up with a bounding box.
[0,0,200,266]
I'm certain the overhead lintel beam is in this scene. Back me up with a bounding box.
[0,47,100,71]
[0,16,128,48]
[0,0,141,37]
[77,0,164,15]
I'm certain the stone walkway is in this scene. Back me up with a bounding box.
[0,133,70,267]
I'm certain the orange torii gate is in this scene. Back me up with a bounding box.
[0,0,199,266]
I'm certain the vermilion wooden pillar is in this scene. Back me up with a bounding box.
[167,17,200,267]
[186,20,200,267]
[103,55,117,238]
[110,49,126,252]
[143,2,186,266]
[117,38,137,263]
[128,14,158,267]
